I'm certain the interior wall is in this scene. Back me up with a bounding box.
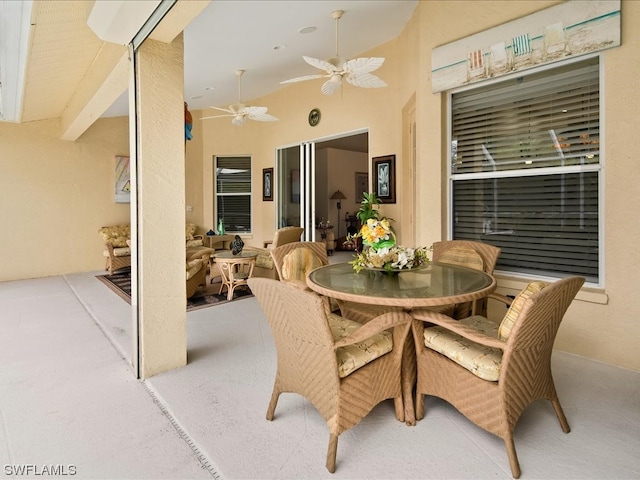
[326,148,368,235]
[0,116,130,281]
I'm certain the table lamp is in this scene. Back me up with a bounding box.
[330,190,347,238]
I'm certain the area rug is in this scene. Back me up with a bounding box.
[96,268,253,312]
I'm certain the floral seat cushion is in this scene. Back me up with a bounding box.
[99,224,130,248]
[424,316,502,381]
[255,253,274,270]
[327,313,393,378]
[103,247,131,257]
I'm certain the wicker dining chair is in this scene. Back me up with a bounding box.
[248,277,413,473]
[411,276,584,478]
[430,240,501,318]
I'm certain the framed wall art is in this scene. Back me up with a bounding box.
[114,155,130,203]
[373,155,396,204]
[355,172,368,203]
[263,168,273,201]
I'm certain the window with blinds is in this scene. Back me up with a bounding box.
[450,57,601,284]
[215,156,252,233]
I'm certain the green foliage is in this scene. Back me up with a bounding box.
[356,192,382,224]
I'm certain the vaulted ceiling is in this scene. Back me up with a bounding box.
[1,0,417,140]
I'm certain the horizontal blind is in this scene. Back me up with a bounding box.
[450,57,600,283]
[452,58,600,174]
[453,173,598,282]
[216,157,251,233]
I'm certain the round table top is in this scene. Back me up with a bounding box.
[306,261,496,309]
[214,251,257,260]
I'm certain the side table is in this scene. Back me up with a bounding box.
[213,251,257,301]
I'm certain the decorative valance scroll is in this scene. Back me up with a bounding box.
[431,0,620,93]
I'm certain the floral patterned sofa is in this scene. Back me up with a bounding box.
[99,223,211,275]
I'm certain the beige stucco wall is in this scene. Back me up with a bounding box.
[0,0,638,371]
[194,0,640,372]
[0,116,130,280]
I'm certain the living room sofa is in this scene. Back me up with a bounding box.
[99,223,214,275]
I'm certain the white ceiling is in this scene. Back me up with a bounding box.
[102,0,418,117]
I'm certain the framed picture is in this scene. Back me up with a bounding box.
[262,168,273,201]
[355,172,368,203]
[114,155,130,203]
[373,155,396,203]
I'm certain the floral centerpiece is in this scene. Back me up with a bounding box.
[347,193,431,273]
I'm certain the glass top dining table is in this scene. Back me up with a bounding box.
[306,261,496,310]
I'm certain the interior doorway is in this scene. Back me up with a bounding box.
[276,131,369,250]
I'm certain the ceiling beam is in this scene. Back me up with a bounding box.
[60,43,128,141]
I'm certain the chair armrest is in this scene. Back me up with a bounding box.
[105,243,116,256]
[333,311,413,348]
[487,292,513,307]
[411,310,506,350]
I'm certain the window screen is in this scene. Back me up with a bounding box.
[215,156,251,233]
[450,57,600,283]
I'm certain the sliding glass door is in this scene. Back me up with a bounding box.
[276,142,317,241]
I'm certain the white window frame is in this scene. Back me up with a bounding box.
[447,54,604,287]
[214,155,252,234]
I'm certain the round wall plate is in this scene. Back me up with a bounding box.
[308,108,321,126]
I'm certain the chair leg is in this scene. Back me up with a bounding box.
[326,433,338,473]
[551,398,571,433]
[504,434,521,479]
[415,392,425,420]
[393,396,405,423]
[266,387,280,421]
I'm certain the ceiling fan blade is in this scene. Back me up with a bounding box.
[345,72,388,89]
[343,57,385,75]
[321,77,342,95]
[200,113,235,120]
[209,106,234,114]
[280,74,325,85]
[241,106,278,122]
[249,112,279,122]
[242,106,267,116]
[303,56,338,73]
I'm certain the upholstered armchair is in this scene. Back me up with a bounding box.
[98,224,131,275]
[186,252,209,299]
[244,226,304,279]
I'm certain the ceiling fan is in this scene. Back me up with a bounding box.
[201,70,278,126]
[280,10,387,95]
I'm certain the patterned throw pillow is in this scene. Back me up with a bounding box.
[282,248,324,282]
[498,281,549,340]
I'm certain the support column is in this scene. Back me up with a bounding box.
[132,33,187,378]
